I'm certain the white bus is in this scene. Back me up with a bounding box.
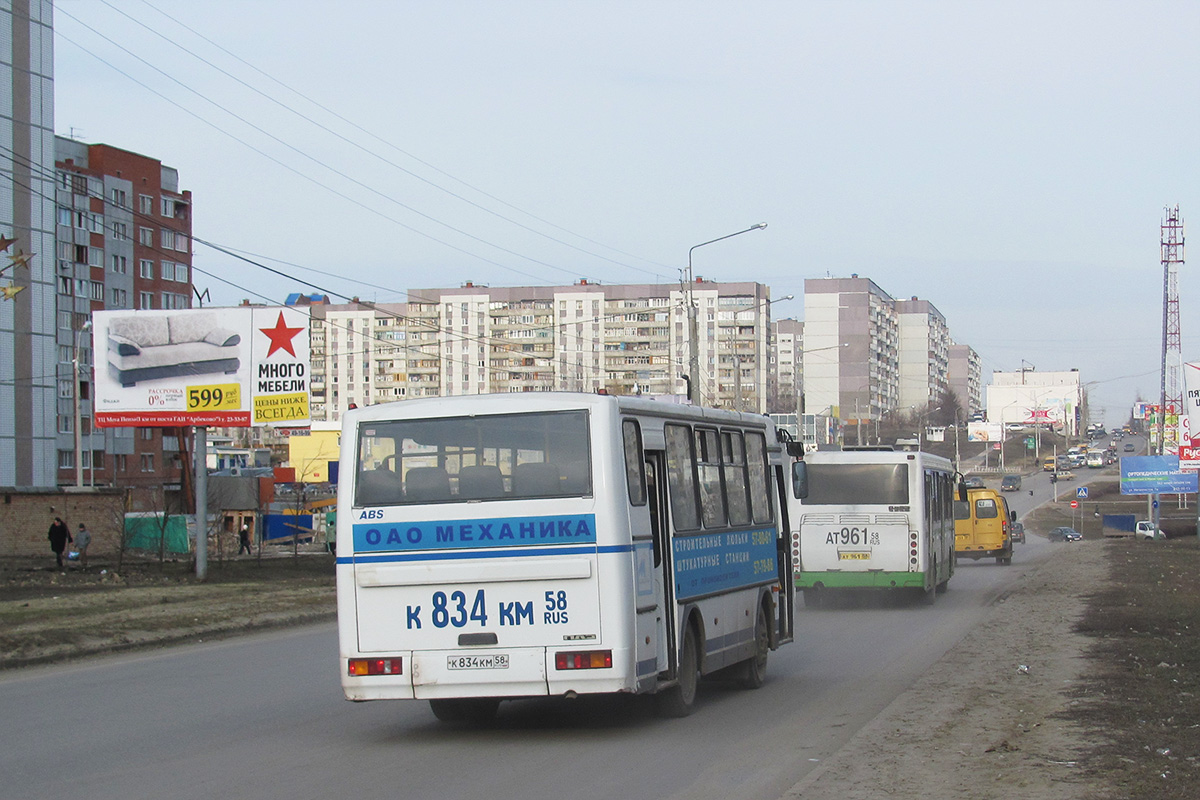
[790,447,958,607]
[337,393,795,721]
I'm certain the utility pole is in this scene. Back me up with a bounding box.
[685,224,767,406]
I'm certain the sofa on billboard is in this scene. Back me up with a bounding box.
[106,313,241,387]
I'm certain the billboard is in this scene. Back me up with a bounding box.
[967,422,1002,442]
[94,307,310,428]
[1120,455,1199,495]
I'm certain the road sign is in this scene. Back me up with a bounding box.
[1070,500,1079,509]
[1076,487,1088,499]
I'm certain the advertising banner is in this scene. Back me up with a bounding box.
[967,422,1002,442]
[1119,455,1199,495]
[94,307,310,428]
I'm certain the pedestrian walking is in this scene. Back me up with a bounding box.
[238,521,253,555]
[47,517,72,568]
[74,522,92,568]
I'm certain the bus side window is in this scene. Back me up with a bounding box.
[722,431,751,526]
[695,428,727,528]
[745,432,773,523]
[622,420,646,506]
[665,423,700,530]
[645,458,662,567]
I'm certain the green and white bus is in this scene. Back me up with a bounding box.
[790,448,957,607]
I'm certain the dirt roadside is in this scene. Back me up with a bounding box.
[787,540,1103,800]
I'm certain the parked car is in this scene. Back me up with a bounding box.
[1000,474,1022,492]
[963,476,986,489]
[1010,521,1026,544]
[1134,520,1165,540]
[1048,526,1082,542]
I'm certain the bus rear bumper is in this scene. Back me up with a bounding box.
[341,647,635,701]
[795,571,925,590]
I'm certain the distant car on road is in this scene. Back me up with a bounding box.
[1000,475,1022,492]
[1124,443,1135,452]
[1048,526,1082,542]
[1011,521,1026,544]
[1135,520,1165,540]
[963,476,986,489]
[1055,470,1076,481]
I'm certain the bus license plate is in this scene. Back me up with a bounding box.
[447,654,510,670]
[839,552,870,560]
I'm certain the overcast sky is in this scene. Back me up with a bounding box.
[52,0,1200,424]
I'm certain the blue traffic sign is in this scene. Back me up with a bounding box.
[1076,487,1088,499]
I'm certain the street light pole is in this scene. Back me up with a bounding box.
[685,223,767,405]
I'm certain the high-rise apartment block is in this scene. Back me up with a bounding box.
[947,343,982,417]
[54,138,193,492]
[894,297,950,413]
[770,317,802,414]
[802,276,899,424]
[1,1,57,487]
[803,276,967,429]
[307,279,778,421]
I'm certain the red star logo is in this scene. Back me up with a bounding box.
[259,312,303,357]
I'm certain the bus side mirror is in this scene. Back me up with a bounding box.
[958,483,968,502]
[1011,510,1017,523]
[785,441,805,459]
[792,461,809,499]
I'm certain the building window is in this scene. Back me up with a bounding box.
[175,263,189,282]
[139,194,153,214]
[174,232,189,253]
[140,453,154,472]
[160,229,175,250]
[139,227,153,246]
[111,254,127,274]
[90,281,103,300]
[110,288,127,307]
[58,415,73,434]
[110,221,128,240]
[161,197,173,217]
[110,188,127,208]
[58,450,75,470]
[139,259,154,279]
[88,247,103,267]
[114,454,127,472]
[138,292,154,309]
[161,260,174,281]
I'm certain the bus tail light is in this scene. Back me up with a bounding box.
[555,650,612,670]
[348,658,403,676]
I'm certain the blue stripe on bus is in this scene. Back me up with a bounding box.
[336,543,633,565]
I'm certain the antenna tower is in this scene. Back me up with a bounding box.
[1159,205,1185,454]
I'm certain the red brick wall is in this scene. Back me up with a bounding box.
[0,489,130,558]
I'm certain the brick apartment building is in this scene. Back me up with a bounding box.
[54,138,193,507]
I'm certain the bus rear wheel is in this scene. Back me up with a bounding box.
[429,697,499,723]
[657,627,699,718]
[739,606,770,690]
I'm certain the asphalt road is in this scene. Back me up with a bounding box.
[2,540,1061,800]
